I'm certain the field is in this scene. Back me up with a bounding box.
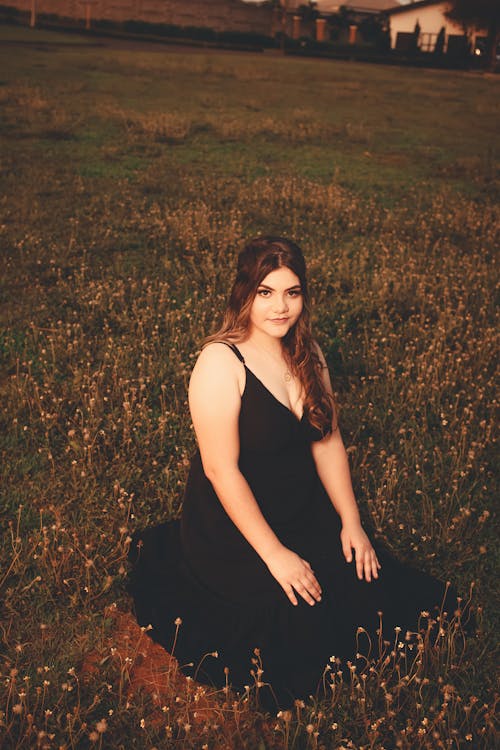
[0,23,499,750]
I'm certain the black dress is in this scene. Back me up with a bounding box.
[127,344,460,707]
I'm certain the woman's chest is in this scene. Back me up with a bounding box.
[238,371,308,454]
[243,365,303,420]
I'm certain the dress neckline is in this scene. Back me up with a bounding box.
[217,341,305,423]
[243,365,305,424]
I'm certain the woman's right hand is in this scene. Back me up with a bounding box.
[265,546,322,606]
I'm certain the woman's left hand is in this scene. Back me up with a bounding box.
[340,523,381,582]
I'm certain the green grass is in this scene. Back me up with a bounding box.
[0,23,499,749]
[0,23,498,201]
[0,23,100,45]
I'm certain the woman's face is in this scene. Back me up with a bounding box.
[248,266,303,340]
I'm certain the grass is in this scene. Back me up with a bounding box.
[0,22,499,749]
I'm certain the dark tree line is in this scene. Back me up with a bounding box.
[446,0,500,69]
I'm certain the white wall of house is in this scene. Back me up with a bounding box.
[387,2,483,52]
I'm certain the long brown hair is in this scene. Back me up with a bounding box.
[204,236,336,434]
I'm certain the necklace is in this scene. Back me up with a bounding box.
[251,342,292,382]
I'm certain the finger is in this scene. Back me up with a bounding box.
[303,560,322,590]
[296,578,320,605]
[295,583,316,607]
[305,579,322,601]
[355,554,364,580]
[284,585,298,606]
[371,553,380,579]
[303,561,318,580]
[305,571,322,595]
[364,553,372,582]
[342,538,353,563]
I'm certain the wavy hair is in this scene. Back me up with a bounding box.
[204,236,336,434]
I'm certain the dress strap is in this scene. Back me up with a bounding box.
[216,341,245,364]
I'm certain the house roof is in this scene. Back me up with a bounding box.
[384,1,445,16]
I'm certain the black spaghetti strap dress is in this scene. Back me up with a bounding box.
[127,344,462,707]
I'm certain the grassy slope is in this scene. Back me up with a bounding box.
[0,23,498,750]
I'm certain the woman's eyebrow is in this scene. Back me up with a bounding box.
[257,284,302,291]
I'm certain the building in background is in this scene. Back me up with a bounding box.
[384,0,487,55]
[278,0,395,43]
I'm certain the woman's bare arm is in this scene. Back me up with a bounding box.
[310,347,381,582]
[189,343,322,606]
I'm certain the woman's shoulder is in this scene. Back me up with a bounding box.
[189,341,245,418]
[196,341,244,368]
[189,341,245,397]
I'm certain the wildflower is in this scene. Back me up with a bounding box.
[12,704,23,714]
[95,719,107,733]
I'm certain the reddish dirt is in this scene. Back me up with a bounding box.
[80,607,283,748]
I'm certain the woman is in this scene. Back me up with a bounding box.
[128,236,460,708]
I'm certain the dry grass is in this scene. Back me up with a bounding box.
[0,84,79,140]
[0,28,499,749]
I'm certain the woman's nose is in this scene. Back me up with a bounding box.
[273,295,289,312]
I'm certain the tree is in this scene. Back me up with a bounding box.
[446,0,500,70]
[325,6,351,43]
[358,15,391,51]
[297,2,319,24]
[412,19,421,54]
[434,26,445,56]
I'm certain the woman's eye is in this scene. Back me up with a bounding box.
[257,288,301,298]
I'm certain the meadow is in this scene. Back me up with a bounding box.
[0,23,498,749]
